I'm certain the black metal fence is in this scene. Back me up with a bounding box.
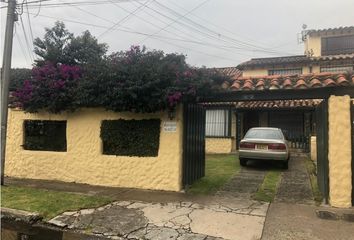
[316,100,329,203]
[351,102,354,206]
[182,103,206,187]
[287,134,310,151]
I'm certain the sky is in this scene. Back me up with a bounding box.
[1,0,354,69]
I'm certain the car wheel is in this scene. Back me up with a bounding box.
[240,158,247,167]
[282,160,289,170]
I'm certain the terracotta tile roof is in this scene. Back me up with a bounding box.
[237,55,309,69]
[229,72,354,91]
[235,99,322,109]
[203,99,322,109]
[214,67,242,79]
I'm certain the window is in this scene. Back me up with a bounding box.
[320,65,354,73]
[268,68,302,76]
[100,119,161,157]
[23,120,67,151]
[245,128,283,140]
[321,35,354,55]
[205,109,231,137]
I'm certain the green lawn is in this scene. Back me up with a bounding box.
[1,185,113,220]
[253,170,282,202]
[187,154,240,194]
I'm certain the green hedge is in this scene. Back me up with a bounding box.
[100,119,161,157]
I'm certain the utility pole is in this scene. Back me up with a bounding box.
[1,0,17,185]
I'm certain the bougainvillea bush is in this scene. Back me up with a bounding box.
[13,64,81,113]
[14,46,230,113]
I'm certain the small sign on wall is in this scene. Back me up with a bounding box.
[163,121,177,132]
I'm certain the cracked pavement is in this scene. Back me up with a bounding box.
[49,199,268,240]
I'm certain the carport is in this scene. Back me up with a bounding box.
[182,74,354,208]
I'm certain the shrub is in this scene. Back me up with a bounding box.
[101,119,161,157]
[14,46,230,113]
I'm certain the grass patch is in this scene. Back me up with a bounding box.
[1,185,113,220]
[305,158,323,205]
[187,154,240,195]
[253,171,282,202]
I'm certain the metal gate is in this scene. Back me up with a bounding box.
[316,100,329,203]
[351,101,354,206]
[182,103,206,186]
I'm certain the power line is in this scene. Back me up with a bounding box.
[19,14,34,62]
[166,0,280,51]
[58,0,252,57]
[152,1,295,56]
[14,28,31,65]
[24,11,243,62]
[25,0,35,47]
[135,1,277,55]
[21,0,146,8]
[138,0,211,44]
[126,1,253,57]
[98,0,152,38]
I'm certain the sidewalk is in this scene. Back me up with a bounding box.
[262,202,354,240]
[4,177,269,240]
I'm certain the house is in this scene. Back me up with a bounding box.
[205,26,354,154]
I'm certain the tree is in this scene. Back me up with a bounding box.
[66,30,107,65]
[34,21,73,66]
[34,22,107,66]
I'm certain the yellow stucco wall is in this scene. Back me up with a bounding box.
[242,69,268,77]
[328,95,352,208]
[5,107,184,191]
[242,65,321,77]
[310,136,317,162]
[305,35,321,57]
[205,138,234,154]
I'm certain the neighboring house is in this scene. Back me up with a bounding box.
[205,26,354,154]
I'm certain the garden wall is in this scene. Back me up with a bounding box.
[5,107,183,191]
[205,138,234,153]
[328,95,352,208]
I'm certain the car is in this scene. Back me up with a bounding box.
[238,127,290,169]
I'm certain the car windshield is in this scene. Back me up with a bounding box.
[245,129,283,140]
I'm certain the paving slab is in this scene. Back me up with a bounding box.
[49,199,268,240]
[190,208,265,240]
[262,203,354,240]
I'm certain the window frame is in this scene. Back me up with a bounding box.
[320,65,354,73]
[268,68,303,76]
[205,108,232,138]
[321,34,354,56]
[23,120,67,152]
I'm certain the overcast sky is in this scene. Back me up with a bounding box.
[1,0,354,69]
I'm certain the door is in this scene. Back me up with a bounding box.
[182,103,206,187]
[316,100,329,203]
[351,101,354,206]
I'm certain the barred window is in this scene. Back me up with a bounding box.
[321,35,354,55]
[205,109,230,137]
[320,65,353,73]
[268,68,302,76]
[23,120,67,151]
